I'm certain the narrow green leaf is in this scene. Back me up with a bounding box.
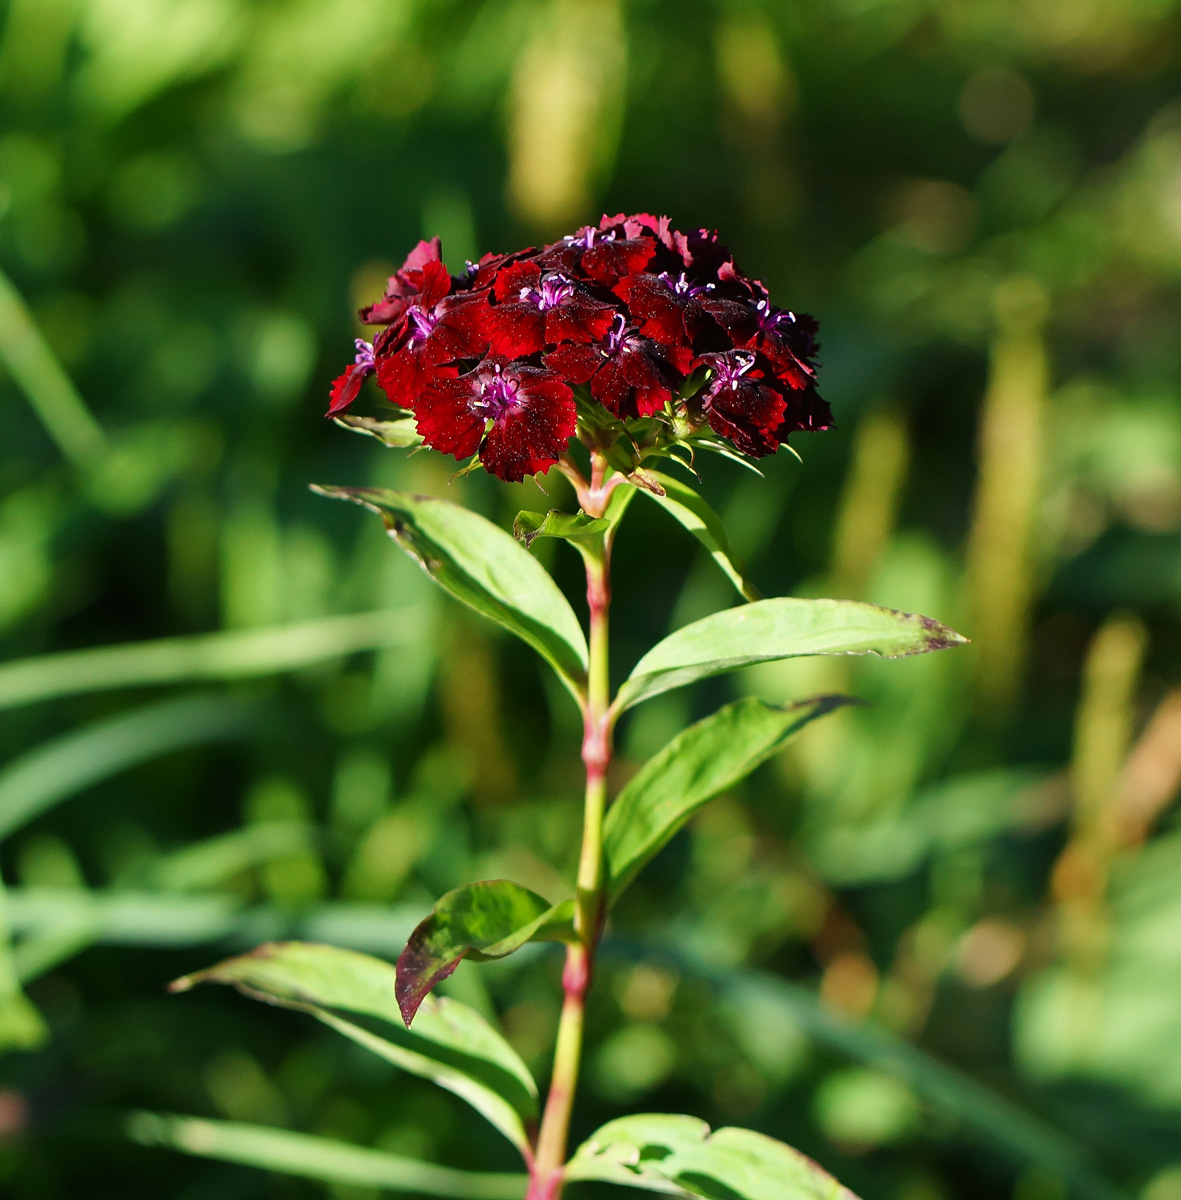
[605,697,853,903]
[4,888,427,982]
[0,609,424,711]
[0,264,107,469]
[0,874,46,1053]
[566,1113,860,1199]
[397,880,575,1025]
[171,941,537,1153]
[0,696,253,842]
[313,487,588,698]
[641,470,760,601]
[513,509,610,554]
[333,413,422,448]
[615,597,968,713]
[128,1112,528,1199]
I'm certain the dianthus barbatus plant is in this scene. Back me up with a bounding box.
[170,214,966,1200]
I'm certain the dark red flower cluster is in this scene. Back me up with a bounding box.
[329,214,830,482]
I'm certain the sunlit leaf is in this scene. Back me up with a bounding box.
[640,470,760,601]
[333,413,423,448]
[615,598,967,713]
[513,509,610,556]
[171,941,537,1153]
[0,610,425,711]
[312,487,588,698]
[128,1112,527,1199]
[566,1112,860,1199]
[0,695,253,841]
[397,880,575,1025]
[605,697,853,903]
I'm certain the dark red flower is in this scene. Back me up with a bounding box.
[376,260,489,408]
[360,238,443,325]
[484,262,617,359]
[327,338,376,415]
[414,363,576,482]
[696,350,787,457]
[540,221,655,285]
[614,270,714,356]
[546,314,678,419]
[737,301,820,391]
[777,382,834,444]
[332,219,829,477]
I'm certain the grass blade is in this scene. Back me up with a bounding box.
[127,1112,528,1198]
[0,265,107,468]
[0,695,254,841]
[0,609,424,711]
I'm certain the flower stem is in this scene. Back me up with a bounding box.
[528,457,614,1200]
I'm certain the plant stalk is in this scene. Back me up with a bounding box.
[527,456,615,1200]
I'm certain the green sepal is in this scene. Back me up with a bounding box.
[396,880,575,1026]
[170,941,538,1153]
[604,696,854,903]
[614,597,968,714]
[311,487,588,701]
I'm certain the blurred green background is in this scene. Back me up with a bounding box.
[1,0,1180,1197]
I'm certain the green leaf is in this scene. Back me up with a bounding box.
[605,697,852,903]
[128,1112,528,1199]
[0,875,47,1053]
[333,412,423,448]
[513,509,610,555]
[0,695,253,841]
[397,880,575,1025]
[641,470,760,601]
[615,597,968,713]
[566,1113,860,1199]
[0,610,425,711]
[312,487,588,698]
[171,941,537,1153]
[0,264,107,470]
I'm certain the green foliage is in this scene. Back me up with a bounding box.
[1,0,1179,1195]
[128,1112,528,1197]
[313,486,589,699]
[173,941,539,1152]
[614,598,967,712]
[566,1113,859,1198]
[396,882,575,1024]
[513,509,613,556]
[333,413,424,448]
[640,469,761,601]
[605,697,855,903]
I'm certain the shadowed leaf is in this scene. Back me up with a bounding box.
[171,941,537,1153]
[605,697,854,903]
[397,881,575,1025]
[312,487,588,699]
[615,598,967,713]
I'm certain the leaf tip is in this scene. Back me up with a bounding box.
[919,615,970,651]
